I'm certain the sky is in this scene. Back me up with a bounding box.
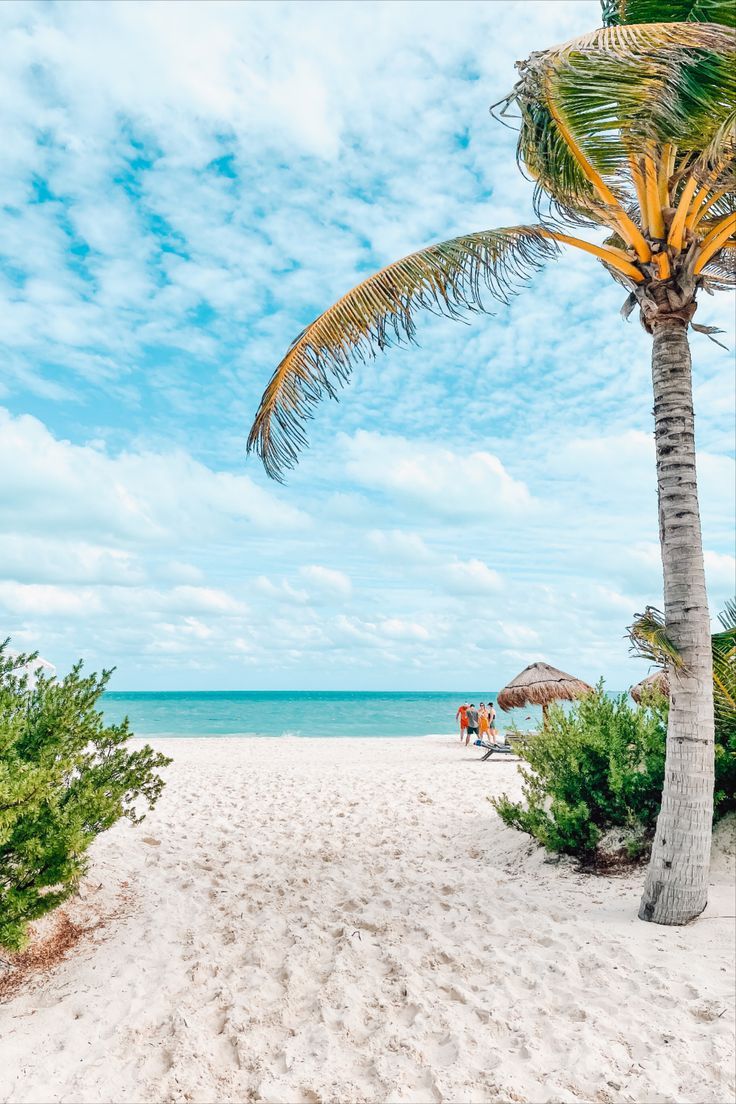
[1,0,734,692]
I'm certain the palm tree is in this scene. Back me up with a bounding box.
[247,1,735,923]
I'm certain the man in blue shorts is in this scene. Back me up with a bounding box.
[465,703,479,746]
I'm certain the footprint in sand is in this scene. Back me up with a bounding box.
[400,1002,421,1026]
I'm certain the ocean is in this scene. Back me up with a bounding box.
[101,690,546,739]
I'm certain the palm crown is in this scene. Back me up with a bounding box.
[248,0,735,480]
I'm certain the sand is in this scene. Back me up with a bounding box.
[1,736,734,1104]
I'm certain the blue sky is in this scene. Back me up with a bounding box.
[1,0,734,691]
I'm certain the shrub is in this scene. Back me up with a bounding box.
[491,683,668,857]
[712,609,736,819]
[714,708,736,819]
[0,645,171,952]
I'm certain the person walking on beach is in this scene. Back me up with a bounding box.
[488,699,498,744]
[465,703,479,746]
[478,703,491,743]
[456,702,469,742]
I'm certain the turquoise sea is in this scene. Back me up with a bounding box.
[101,691,546,739]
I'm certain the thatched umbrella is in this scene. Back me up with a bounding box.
[497,661,593,720]
[630,670,670,704]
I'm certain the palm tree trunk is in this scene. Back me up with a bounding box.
[639,320,714,925]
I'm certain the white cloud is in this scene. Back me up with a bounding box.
[366,529,430,562]
[0,534,143,585]
[552,430,655,506]
[445,558,503,595]
[151,617,215,646]
[332,613,434,648]
[704,551,736,591]
[0,408,308,545]
[164,586,247,615]
[165,561,205,584]
[496,622,541,647]
[299,564,352,600]
[551,431,734,533]
[255,576,310,604]
[380,618,432,642]
[251,567,355,611]
[0,581,102,617]
[342,431,534,518]
[592,584,640,614]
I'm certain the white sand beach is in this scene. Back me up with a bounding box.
[2,736,734,1104]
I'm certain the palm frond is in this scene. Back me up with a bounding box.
[699,250,736,291]
[694,210,736,273]
[500,21,735,226]
[667,52,736,156]
[718,598,736,631]
[602,0,736,28]
[712,612,736,730]
[546,21,732,64]
[247,227,558,480]
[549,25,733,163]
[499,89,613,228]
[627,606,685,670]
[697,111,736,173]
[628,602,736,732]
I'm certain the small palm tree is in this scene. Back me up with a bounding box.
[629,601,736,815]
[248,1,735,923]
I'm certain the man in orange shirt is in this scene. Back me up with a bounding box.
[456,702,469,743]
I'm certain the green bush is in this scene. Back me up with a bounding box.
[0,645,171,952]
[712,612,736,818]
[714,708,736,818]
[491,683,668,857]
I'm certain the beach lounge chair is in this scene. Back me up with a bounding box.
[474,736,520,760]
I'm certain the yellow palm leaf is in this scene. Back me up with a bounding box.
[247,227,557,479]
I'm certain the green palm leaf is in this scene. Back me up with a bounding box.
[602,0,736,28]
[627,606,686,669]
[718,599,736,631]
[628,602,736,736]
[712,618,736,741]
[504,21,735,213]
[247,227,558,480]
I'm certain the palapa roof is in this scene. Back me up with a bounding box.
[497,661,594,712]
[630,670,670,704]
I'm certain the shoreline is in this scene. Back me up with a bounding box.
[3,736,734,1104]
[99,690,570,740]
[125,732,479,742]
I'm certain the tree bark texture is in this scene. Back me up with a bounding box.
[639,321,715,925]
